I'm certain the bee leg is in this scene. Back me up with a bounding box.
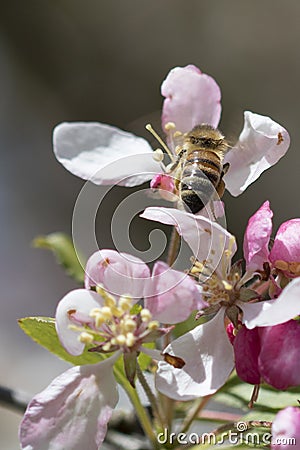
[166,148,187,173]
[222,162,230,175]
[215,163,230,199]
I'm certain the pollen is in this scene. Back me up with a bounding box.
[153,148,164,162]
[274,260,289,271]
[78,331,94,344]
[148,320,159,330]
[140,308,152,322]
[119,295,133,311]
[164,122,176,131]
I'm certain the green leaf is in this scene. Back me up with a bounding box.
[18,316,105,365]
[138,342,155,371]
[215,374,300,412]
[173,311,207,338]
[33,233,85,283]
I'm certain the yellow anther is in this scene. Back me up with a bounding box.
[104,296,116,308]
[153,148,164,162]
[164,122,176,131]
[148,321,159,330]
[96,285,116,305]
[222,280,233,291]
[119,296,133,311]
[125,332,136,347]
[100,306,113,320]
[116,335,126,346]
[141,308,152,322]
[90,308,102,317]
[110,337,117,346]
[123,318,137,332]
[110,305,123,317]
[94,314,105,328]
[173,131,182,138]
[102,342,112,352]
[78,332,94,344]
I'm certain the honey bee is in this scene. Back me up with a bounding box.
[146,122,230,215]
[167,124,230,214]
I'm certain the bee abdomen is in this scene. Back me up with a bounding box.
[180,153,222,214]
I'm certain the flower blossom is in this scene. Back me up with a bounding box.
[19,249,204,449]
[271,407,300,449]
[141,206,300,400]
[53,65,290,204]
[244,200,300,279]
[233,320,300,389]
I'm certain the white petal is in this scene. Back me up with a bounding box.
[53,122,161,186]
[223,111,290,196]
[141,207,237,278]
[155,309,234,400]
[19,358,119,450]
[55,289,104,355]
[241,278,300,328]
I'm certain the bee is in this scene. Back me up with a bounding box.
[167,124,230,214]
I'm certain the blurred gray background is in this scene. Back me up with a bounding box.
[1,0,300,447]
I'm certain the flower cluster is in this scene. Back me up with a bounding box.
[19,64,300,450]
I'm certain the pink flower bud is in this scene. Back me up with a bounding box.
[271,407,300,449]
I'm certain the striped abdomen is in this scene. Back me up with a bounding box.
[180,150,222,214]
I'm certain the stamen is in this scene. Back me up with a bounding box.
[96,285,116,306]
[140,308,152,322]
[79,332,94,344]
[146,123,174,160]
[119,296,133,311]
[148,320,159,330]
[173,131,182,138]
[164,122,176,131]
[116,335,126,345]
[125,332,136,347]
[152,148,164,162]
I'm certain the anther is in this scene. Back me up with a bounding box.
[148,321,159,330]
[153,149,164,162]
[274,260,289,271]
[79,332,94,344]
[116,335,126,346]
[119,296,133,311]
[164,122,176,131]
[141,308,152,322]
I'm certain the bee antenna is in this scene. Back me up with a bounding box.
[145,123,174,160]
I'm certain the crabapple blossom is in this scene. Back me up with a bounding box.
[233,320,300,389]
[83,249,204,323]
[244,200,300,278]
[271,407,300,449]
[53,65,290,203]
[19,355,119,450]
[141,206,300,399]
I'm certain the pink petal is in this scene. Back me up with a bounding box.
[85,249,150,299]
[19,358,119,450]
[144,261,204,323]
[270,219,300,277]
[243,201,273,271]
[161,65,221,133]
[258,321,300,390]
[272,407,300,450]
[233,326,261,385]
[140,207,237,279]
[242,277,300,329]
[56,289,103,355]
[223,112,290,196]
[155,309,234,400]
[53,122,160,187]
